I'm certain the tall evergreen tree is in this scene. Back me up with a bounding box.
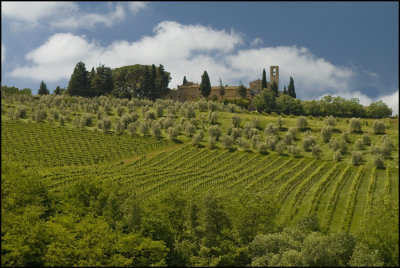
[141,66,151,99]
[156,64,170,99]
[183,76,188,85]
[91,64,113,97]
[150,64,157,100]
[200,71,211,97]
[68,61,91,96]
[283,85,288,95]
[271,81,278,96]
[38,81,49,95]
[218,77,225,99]
[288,76,296,98]
[53,86,61,95]
[261,68,267,90]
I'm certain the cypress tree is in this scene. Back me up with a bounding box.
[68,61,91,97]
[150,64,157,100]
[271,81,278,96]
[283,85,288,95]
[218,77,225,99]
[38,81,49,95]
[158,64,170,97]
[91,64,113,97]
[288,76,296,98]
[141,66,151,99]
[200,71,211,97]
[183,76,188,85]
[53,86,61,95]
[261,68,267,90]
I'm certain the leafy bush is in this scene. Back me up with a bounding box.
[266,135,278,151]
[209,125,221,141]
[208,136,217,148]
[140,121,149,136]
[127,122,137,135]
[351,151,363,165]
[349,118,362,133]
[373,120,386,134]
[329,138,340,151]
[373,154,385,169]
[321,126,333,143]
[303,134,316,152]
[168,126,178,140]
[231,115,241,128]
[208,112,218,125]
[312,145,322,159]
[152,123,162,139]
[324,115,336,127]
[355,139,364,150]
[257,142,268,154]
[296,116,308,131]
[221,135,234,149]
[265,123,278,135]
[237,137,250,151]
[333,150,342,162]
[231,127,242,141]
[288,145,301,157]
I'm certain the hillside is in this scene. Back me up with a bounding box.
[1,93,398,267]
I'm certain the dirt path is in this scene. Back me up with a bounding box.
[122,143,186,164]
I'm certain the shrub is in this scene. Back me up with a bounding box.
[264,123,278,135]
[324,115,336,127]
[117,105,124,116]
[152,123,162,139]
[277,117,284,130]
[362,133,371,146]
[312,145,322,159]
[50,109,59,121]
[192,133,202,146]
[321,126,332,143]
[231,115,241,127]
[340,140,349,154]
[351,151,363,165]
[139,121,149,136]
[373,120,386,134]
[349,118,362,133]
[208,136,217,148]
[303,134,316,152]
[333,150,342,162]
[237,138,250,151]
[288,145,301,157]
[266,135,278,151]
[208,112,218,125]
[155,105,164,118]
[145,110,156,120]
[80,113,92,127]
[251,135,261,149]
[355,139,364,150]
[276,142,285,155]
[221,135,234,149]
[342,131,350,143]
[127,122,137,136]
[209,125,221,141]
[32,109,47,122]
[59,116,65,126]
[283,131,294,146]
[168,126,178,140]
[101,117,111,132]
[288,127,297,139]
[252,118,261,129]
[184,122,196,137]
[115,120,124,135]
[231,127,242,141]
[329,138,340,151]
[373,154,385,169]
[257,142,268,154]
[296,116,308,131]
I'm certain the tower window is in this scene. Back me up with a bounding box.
[273,68,276,75]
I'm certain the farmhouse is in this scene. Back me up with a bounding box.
[165,66,280,101]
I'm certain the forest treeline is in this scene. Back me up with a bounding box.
[1,161,398,267]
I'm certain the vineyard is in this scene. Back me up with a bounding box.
[1,93,399,267]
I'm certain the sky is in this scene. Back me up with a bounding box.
[1,1,398,114]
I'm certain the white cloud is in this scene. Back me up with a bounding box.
[10,20,393,112]
[379,90,398,116]
[50,4,126,30]
[250,37,263,47]
[2,2,143,31]
[128,2,148,14]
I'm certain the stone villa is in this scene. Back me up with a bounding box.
[165,66,280,101]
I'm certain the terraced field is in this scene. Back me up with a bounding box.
[1,120,171,167]
[35,144,398,232]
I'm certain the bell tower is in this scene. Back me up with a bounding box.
[270,66,279,90]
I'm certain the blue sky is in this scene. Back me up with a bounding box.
[1,1,398,114]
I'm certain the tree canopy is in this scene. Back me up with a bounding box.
[200,71,211,97]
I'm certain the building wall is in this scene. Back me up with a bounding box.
[270,66,279,89]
